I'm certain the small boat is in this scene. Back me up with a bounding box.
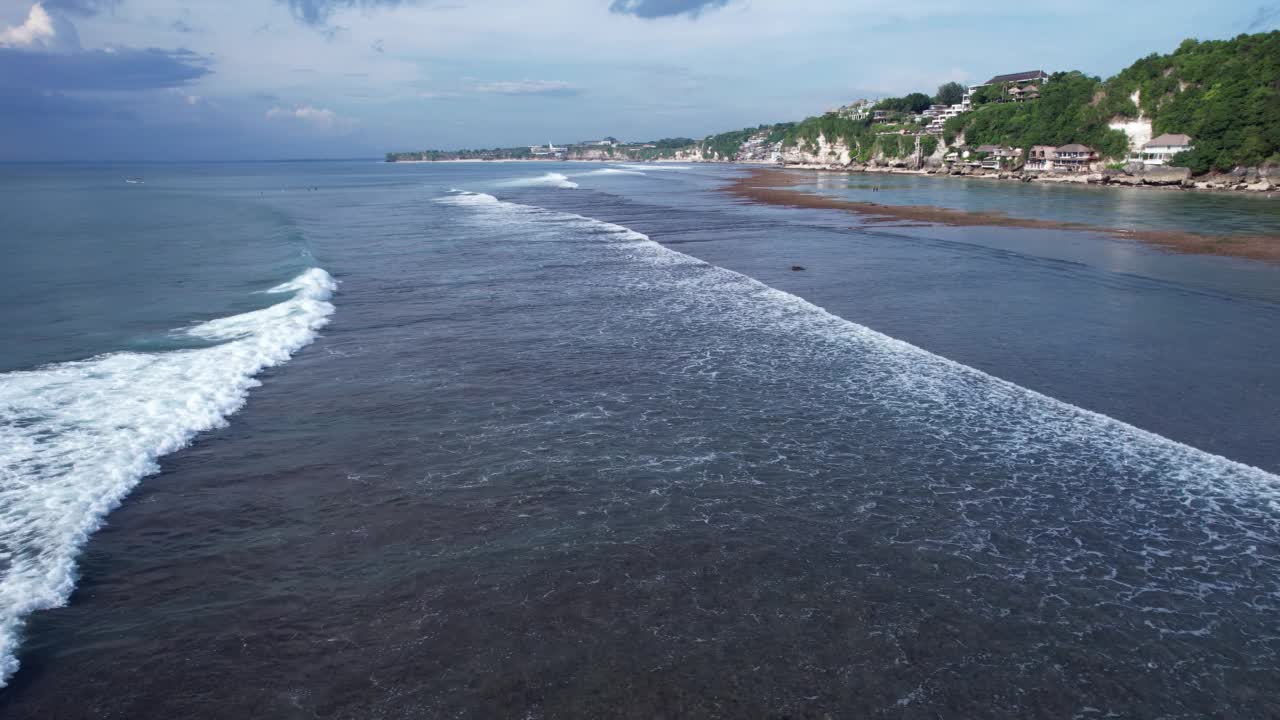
[125,177,145,184]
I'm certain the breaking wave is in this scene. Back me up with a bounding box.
[575,168,647,177]
[437,190,1280,490]
[615,163,692,171]
[0,267,336,686]
[498,172,578,189]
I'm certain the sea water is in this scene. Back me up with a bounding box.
[0,160,1278,718]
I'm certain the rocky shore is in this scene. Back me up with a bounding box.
[723,168,1280,264]
[768,161,1277,195]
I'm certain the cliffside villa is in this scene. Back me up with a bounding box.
[1134,134,1195,166]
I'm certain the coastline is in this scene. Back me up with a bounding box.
[724,168,1280,264]
[385,158,693,164]
[719,160,1277,196]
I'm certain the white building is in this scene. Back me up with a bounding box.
[1135,134,1193,166]
[835,99,874,120]
[925,103,969,135]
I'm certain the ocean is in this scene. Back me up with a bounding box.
[0,160,1278,718]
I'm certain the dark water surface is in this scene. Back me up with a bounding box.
[1,162,1278,718]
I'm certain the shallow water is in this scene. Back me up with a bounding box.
[1,161,1278,718]
[788,170,1280,239]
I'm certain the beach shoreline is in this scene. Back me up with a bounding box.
[723,167,1280,264]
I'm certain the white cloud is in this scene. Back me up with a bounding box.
[265,104,355,131]
[473,79,579,96]
[168,88,203,105]
[0,2,82,51]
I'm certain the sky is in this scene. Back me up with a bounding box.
[0,0,1276,160]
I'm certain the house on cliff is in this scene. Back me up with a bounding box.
[1008,84,1041,102]
[1026,145,1058,170]
[1054,144,1097,171]
[969,70,1050,104]
[1024,144,1097,172]
[1135,134,1194,166]
[974,145,1020,169]
[984,70,1050,86]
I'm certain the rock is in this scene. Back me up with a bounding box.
[1109,175,1143,186]
[1140,167,1191,186]
[1247,180,1273,192]
[791,265,806,272]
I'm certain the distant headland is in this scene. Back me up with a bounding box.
[387,31,1279,192]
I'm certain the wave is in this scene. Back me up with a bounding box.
[437,191,1279,489]
[614,163,691,171]
[574,168,647,177]
[497,172,578,189]
[0,267,336,687]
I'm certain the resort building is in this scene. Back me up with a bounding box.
[974,145,1020,169]
[984,70,1050,86]
[1026,145,1058,171]
[968,71,1050,104]
[1008,84,1041,102]
[1135,134,1194,166]
[836,99,875,120]
[924,104,969,135]
[1053,144,1097,171]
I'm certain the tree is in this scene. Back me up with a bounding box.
[875,93,934,114]
[1101,30,1280,172]
[945,71,1130,160]
[970,84,1005,105]
[935,82,966,106]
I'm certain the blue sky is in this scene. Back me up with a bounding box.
[1,0,1276,160]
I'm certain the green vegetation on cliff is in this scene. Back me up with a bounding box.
[948,31,1279,171]
[387,32,1277,175]
[1101,32,1279,173]
[700,127,763,159]
[875,93,933,114]
[945,71,1130,160]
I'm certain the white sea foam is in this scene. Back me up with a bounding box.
[0,267,336,687]
[497,172,578,189]
[615,163,691,171]
[439,189,503,207]
[574,168,646,177]
[438,191,1280,494]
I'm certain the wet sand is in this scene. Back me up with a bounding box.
[725,168,1280,264]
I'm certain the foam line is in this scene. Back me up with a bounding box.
[436,191,1279,491]
[0,268,336,686]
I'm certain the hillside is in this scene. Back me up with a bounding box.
[943,71,1131,160]
[1099,33,1280,173]
[387,31,1279,176]
[675,31,1279,173]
